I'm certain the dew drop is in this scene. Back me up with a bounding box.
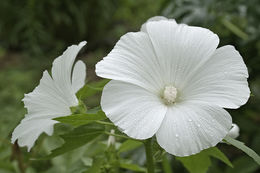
[197,124,201,127]
[175,134,179,138]
[188,119,192,122]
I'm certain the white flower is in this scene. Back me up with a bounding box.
[11,41,87,151]
[95,17,250,156]
[227,123,240,139]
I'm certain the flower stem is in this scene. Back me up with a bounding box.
[144,138,155,173]
[162,153,173,173]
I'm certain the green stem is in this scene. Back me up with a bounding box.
[144,138,155,173]
[162,153,173,173]
[105,132,132,140]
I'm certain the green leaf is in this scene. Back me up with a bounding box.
[224,136,260,165]
[85,157,104,173]
[177,147,232,173]
[38,124,104,159]
[203,147,233,167]
[118,139,143,153]
[70,100,87,114]
[76,79,109,99]
[119,162,146,172]
[54,110,106,127]
[86,106,102,114]
[225,156,259,173]
[177,153,211,173]
[68,159,88,173]
[0,161,15,172]
[221,18,249,40]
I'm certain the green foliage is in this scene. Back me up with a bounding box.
[40,124,104,159]
[162,154,173,173]
[85,157,104,173]
[225,156,259,173]
[0,0,162,56]
[221,18,249,40]
[54,111,106,127]
[118,140,143,153]
[119,162,146,172]
[77,80,109,100]
[224,136,260,165]
[177,147,233,173]
[70,100,88,114]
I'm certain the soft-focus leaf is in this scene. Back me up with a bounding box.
[0,161,15,172]
[221,18,249,40]
[118,139,143,153]
[225,156,259,173]
[120,162,146,172]
[177,147,232,173]
[54,111,106,127]
[68,159,88,173]
[86,106,102,114]
[204,147,233,167]
[224,136,260,165]
[177,152,211,173]
[38,124,104,159]
[76,79,109,99]
[85,157,104,173]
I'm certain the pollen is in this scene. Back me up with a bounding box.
[163,85,178,105]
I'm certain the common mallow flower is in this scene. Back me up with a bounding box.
[95,17,250,156]
[11,41,87,151]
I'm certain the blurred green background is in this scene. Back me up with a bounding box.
[0,0,259,172]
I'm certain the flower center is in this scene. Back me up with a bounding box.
[162,85,177,105]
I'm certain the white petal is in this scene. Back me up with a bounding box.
[12,41,87,150]
[101,80,167,139]
[145,20,219,89]
[23,71,72,121]
[72,60,87,93]
[156,102,232,156]
[181,45,250,109]
[96,21,219,93]
[11,118,57,151]
[52,41,86,103]
[140,16,170,32]
[96,32,164,93]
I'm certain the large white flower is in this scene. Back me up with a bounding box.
[95,17,250,156]
[11,41,87,151]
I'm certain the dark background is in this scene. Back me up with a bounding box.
[0,0,259,172]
